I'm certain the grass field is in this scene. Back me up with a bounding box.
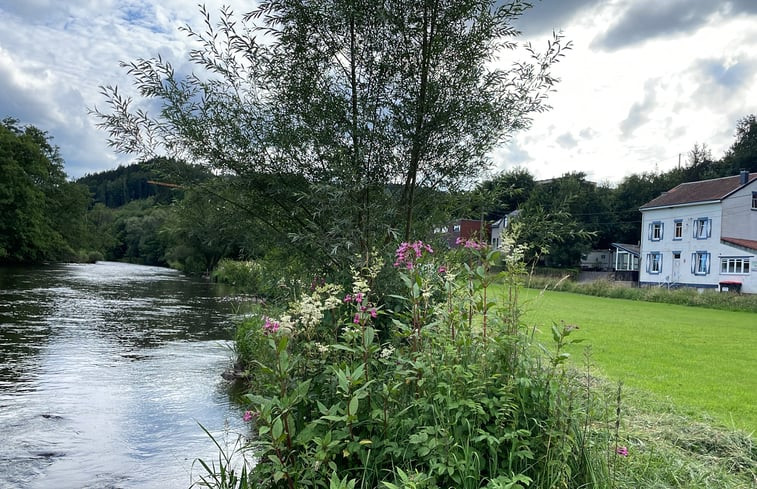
[515,288,757,433]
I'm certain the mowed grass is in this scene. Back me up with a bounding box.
[516,288,757,433]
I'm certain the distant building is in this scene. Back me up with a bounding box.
[434,219,490,248]
[490,210,520,249]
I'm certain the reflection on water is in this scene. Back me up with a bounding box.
[0,262,248,489]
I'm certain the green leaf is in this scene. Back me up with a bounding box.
[272,417,283,440]
[364,326,375,346]
[348,396,359,415]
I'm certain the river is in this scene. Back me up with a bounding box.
[0,261,250,489]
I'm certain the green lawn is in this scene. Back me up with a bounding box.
[517,288,757,433]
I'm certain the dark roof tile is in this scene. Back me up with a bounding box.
[640,173,757,209]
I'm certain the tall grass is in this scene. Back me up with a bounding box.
[526,276,757,313]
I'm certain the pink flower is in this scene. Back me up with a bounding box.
[344,294,352,303]
[437,266,447,274]
[370,308,377,318]
[353,313,360,324]
[355,292,363,303]
[243,410,254,422]
[393,241,433,269]
[263,317,280,335]
[615,446,628,457]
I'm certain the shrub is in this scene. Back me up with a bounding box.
[212,259,263,292]
[217,239,611,488]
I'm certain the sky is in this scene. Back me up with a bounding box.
[1,0,757,185]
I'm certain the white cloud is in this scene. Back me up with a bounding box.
[2,1,757,184]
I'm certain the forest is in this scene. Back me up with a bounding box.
[2,114,756,273]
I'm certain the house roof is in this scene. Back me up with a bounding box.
[639,172,757,210]
[721,237,757,252]
[612,242,640,256]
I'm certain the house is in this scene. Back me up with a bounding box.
[434,219,490,248]
[638,171,757,293]
[611,243,640,282]
[490,210,520,249]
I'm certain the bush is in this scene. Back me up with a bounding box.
[216,240,612,488]
[213,259,263,292]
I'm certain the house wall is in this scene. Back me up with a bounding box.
[639,202,723,288]
[640,201,757,293]
[721,181,757,239]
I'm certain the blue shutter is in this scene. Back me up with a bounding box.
[706,253,711,274]
[691,253,696,274]
[707,219,712,238]
[660,223,663,240]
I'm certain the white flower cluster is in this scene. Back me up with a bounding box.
[379,345,395,359]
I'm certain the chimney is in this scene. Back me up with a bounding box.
[740,170,749,184]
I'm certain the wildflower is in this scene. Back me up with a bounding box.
[344,294,352,303]
[615,446,628,457]
[243,410,255,422]
[370,308,377,318]
[393,241,433,269]
[353,313,361,324]
[437,266,446,274]
[263,317,280,335]
[379,345,395,359]
[355,292,363,303]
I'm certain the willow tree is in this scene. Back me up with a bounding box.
[93,0,568,271]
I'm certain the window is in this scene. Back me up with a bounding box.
[453,224,461,232]
[693,218,710,239]
[649,221,663,241]
[720,257,751,274]
[692,251,710,275]
[752,192,757,210]
[647,252,662,274]
[673,251,681,259]
[673,220,683,239]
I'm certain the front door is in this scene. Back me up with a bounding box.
[672,252,681,284]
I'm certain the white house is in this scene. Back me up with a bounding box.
[490,209,520,249]
[638,171,757,293]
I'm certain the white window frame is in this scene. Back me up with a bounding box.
[649,222,663,241]
[720,257,751,275]
[647,252,662,274]
[693,217,710,239]
[673,220,683,240]
[692,251,710,275]
[752,191,757,210]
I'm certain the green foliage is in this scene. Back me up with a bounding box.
[213,259,263,292]
[220,242,610,488]
[0,118,94,264]
[94,0,569,273]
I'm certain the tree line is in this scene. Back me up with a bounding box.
[467,114,757,267]
[2,112,756,272]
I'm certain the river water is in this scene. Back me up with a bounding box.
[0,261,250,489]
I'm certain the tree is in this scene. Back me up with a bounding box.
[93,0,569,272]
[720,114,757,174]
[469,167,535,220]
[0,118,91,263]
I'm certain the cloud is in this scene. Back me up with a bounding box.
[514,0,602,36]
[592,0,757,51]
[619,79,659,138]
[556,132,578,149]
